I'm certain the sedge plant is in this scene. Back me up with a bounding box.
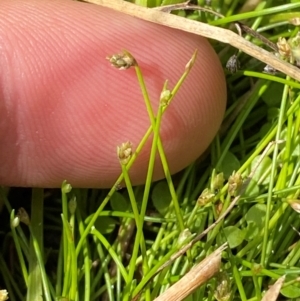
[2,1,300,301]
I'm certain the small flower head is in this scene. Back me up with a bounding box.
[61,180,72,194]
[117,141,133,165]
[17,208,30,226]
[106,50,136,70]
[11,216,20,228]
[212,172,225,191]
[185,50,197,72]
[290,17,300,26]
[0,290,8,301]
[197,188,215,206]
[277,37,292,59]
[159,80,172,106]
[288,33,300,64]
[228,171,243,196]
[160,89,172,106]
[214,272,231,301]
[177,229,192,247]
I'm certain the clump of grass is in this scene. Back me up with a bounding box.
[1,1,300,301]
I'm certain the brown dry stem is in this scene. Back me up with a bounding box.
[261,276,285,301]
[153,243,227,301]
[84,0,300,82]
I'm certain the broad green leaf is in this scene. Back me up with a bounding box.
[110,192,130,212]
[219,152,240,179]
[94,217,116,234]
[262,83,283,107]
[259,122,272,138]
[281,275,300,298]
[267,107,280,121]
[245,204,266,240]
[152,181,171,216]
[245,204,266,224]
[223,226,245,248]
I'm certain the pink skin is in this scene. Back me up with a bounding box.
[0,0,226,188]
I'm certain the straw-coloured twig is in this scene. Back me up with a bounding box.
[84,0,300,82]
[261,276,285,301]
[153,243,227,301]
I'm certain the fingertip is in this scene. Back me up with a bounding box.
[0,0,226,188]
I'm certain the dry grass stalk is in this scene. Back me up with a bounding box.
[84,0,300,82]
[261,276,285,301]
[153,243,227,301]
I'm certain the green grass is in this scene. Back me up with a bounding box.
[1,0,300,300]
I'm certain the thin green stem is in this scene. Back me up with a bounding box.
[10,210,28,285]
[261,81,289,267]
[91,227,129,283]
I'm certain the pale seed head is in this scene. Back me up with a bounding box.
[106,51,136,70]
[117,141,133,165]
